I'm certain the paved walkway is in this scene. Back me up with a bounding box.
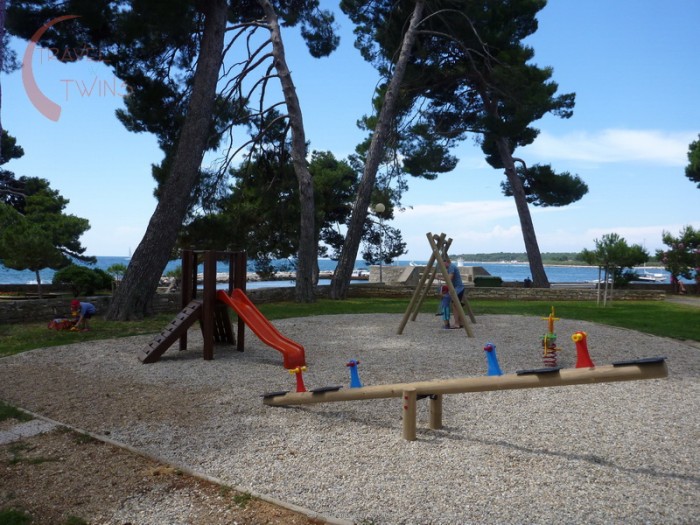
[665,294,700,308]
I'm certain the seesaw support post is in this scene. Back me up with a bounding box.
[402,389,417,441]
[429,394,443,430]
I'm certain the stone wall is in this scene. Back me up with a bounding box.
[0,296,109,325]
[0,293,181,325]
[341,284,667,302]
[0,282,681,324]
[246,283,667,303]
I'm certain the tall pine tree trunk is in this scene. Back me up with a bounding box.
[0,0,6,161]
[330,1,424,299]
[260,0,315,303]
[106,0,228,320]
[494,137,550,288]
[34,270,42,298]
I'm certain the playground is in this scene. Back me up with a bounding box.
[1,309,698,524]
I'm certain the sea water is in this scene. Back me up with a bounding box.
[0,256,676,286]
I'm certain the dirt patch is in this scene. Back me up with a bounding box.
[1,426,323,524]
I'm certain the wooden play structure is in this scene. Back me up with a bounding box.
[139,250,306,369]
[398,232,476,337]
[139,250,306,368]
[264,357,668,441]
[139,250,246,363]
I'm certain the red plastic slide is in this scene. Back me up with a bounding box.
[216,289,306,369]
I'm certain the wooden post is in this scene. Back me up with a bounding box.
[234,251,246,352]
[202,251,217,360]
[397,241,440,335]
[402,388,417,441]
[179,250,194,351]
[429,394,443,430]
[411,262,438,322]
[227,251,235,295]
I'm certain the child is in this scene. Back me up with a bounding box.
[440,285,451,329]
[70,299,96,331]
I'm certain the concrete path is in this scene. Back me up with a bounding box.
[665,294,700,308]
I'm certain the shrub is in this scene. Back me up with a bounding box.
[52,265,113,296]
[0,401,32,422]
[474,276,503,287]
[106,263,127,281]
[165,265,182,282]
[0,508,32,524]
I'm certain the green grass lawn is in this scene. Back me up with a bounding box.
[0,313,176,358]
[1,298,698,358]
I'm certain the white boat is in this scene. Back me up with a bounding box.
[632,269,666,282]
[586,278,612,284]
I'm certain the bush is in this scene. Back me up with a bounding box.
[52,265,113,296]
[106,263,127,280]
[474,276,503,287]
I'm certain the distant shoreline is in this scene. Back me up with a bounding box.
[0,258,678,286]
[457,261,665,270]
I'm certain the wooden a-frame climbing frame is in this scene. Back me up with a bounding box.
[398,232,476,337]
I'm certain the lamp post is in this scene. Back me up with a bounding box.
[372,203,385,283]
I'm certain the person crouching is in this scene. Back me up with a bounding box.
[70,299,96,331]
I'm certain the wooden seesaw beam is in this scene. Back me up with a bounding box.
[263,358,668,440]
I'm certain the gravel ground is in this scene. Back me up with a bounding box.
[1,313,699,524]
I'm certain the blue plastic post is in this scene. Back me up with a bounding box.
[484,343,503,376]
[346,359,363,388]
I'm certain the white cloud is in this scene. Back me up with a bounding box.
[400,200,517,223]
[582,223,700,252]
[525,129,695,166]
[393,196,700,259]
[395,201,528,258]
[451,224,524,247]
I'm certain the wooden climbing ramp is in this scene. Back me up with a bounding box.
[139,300,203,363]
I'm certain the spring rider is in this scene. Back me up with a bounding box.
[484,343,503,376]
[571,331,595,368]
[346,359,363,388]
[541,306,561,368]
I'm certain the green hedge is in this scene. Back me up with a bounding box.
[52,265,113,296]
[474,276,503,287]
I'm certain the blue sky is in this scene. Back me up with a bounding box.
[2,1,698,261]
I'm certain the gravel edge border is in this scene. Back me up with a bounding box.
[12,407,354,525]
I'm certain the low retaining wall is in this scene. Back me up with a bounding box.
[0,284,675,324]
[341,284,667,302]
[200,284,668,305]
[0,294,180,325]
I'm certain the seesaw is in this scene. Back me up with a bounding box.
[263,357,668,440]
